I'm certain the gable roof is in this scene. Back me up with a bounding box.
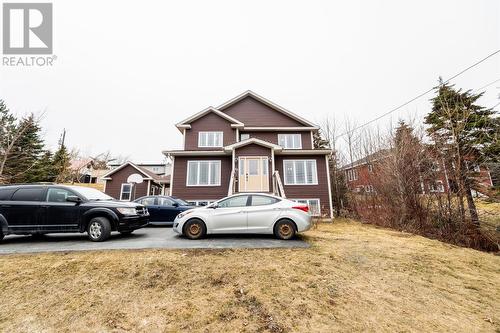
[223,137,283,152]
[175,106,244,131]
[217,90,319,128]
[101,162,170,183]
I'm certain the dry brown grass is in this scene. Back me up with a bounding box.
[0,220,499,332]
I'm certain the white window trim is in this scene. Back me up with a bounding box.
[283,159,318,185]
[120,183,132,201]
[187,199,215,206]
[186,160,222,187]
[291,198,321,216]
[198,131,223,148]
[278,133,302,149]
[346,169,358,181]
[430,180,445,193]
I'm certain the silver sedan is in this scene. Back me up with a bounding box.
[173,193,312,240]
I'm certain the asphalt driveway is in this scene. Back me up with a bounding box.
[0,226,309,254]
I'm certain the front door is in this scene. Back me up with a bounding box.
[239,157,269,192]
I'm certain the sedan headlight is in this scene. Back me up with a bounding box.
[176,210,194,219]
[116,207,137,216]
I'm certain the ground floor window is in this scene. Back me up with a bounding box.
[187,160,221,186]
[291,198,321,216]
[283,160,318,185]
[187,200,215,206]
[120,183,132,201]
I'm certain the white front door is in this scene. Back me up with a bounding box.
[239,157,269,192]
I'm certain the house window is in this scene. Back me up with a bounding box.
[198,132,223,147]
[429,181,445,193]
[431,162,440,172]
[187,200,214,206]
[283,160,318,185]
[187,160,221,186]
[365,185,374,193]
[240,133,250,141]
[278,134,302,149]
[368,164,373,172]
[346,169,358,181]
[120,183,132,201]
[292,199,321,216]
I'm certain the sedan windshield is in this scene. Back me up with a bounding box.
[173,198,191,206]
[70,186,113,201]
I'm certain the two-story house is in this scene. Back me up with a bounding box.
[163,91,333,218]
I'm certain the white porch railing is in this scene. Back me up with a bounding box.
[272,170,286,198]
[228,170,236,196]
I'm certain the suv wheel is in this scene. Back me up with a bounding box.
[87,217,111,242]
[183,219,206,240]
[274,219,296,240]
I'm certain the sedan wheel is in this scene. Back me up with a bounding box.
[87,217,111,242]
[274,220,296,240]
[184,219,206,240]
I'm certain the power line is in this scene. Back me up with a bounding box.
[475,78,500,91]
[335,49,500,139]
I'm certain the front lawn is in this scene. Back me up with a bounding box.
[0,220,498,332]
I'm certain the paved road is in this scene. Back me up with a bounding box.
[0,226,309,254]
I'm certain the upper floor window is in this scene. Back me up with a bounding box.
[346,169,358,181]
[368,164,373,172]
[278,134,302,149]
[283,160,318,185]
[240,133,250,141]
[198,131,223,148]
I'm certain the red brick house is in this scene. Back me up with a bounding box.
[102,162,170,200]
[163,91,333,217]
[343,150,493,195]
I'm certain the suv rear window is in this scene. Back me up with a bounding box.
[11,188,45,201]
[0,187,17,200]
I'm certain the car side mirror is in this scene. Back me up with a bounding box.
[172,202,179,207]
[209,203,218,209]
[66,196,82,204]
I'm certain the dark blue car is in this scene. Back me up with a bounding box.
[134,196,195,225]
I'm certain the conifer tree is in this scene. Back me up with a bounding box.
[425,79,498,225]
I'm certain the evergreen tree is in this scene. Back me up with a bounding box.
[313,130,330,149]
[0,100,17,183]
[3,115,44,183]
[52,144,71,183]
[30,150,57,182]
[425,79,498,225]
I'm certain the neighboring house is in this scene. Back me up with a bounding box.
[163,90,333,217]
[102,162,170,200]
[109,162,171,177]
[343,150,494,195]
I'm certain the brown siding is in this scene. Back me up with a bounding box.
[235,144,271,157]
[275,155,331,217]
[241,131,313,149]
[104,165,150,200]
[171,156,232,200]
[184,113,237,150]
[221,96,305,127]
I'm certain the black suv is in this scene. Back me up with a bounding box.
[0,184,149,242]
